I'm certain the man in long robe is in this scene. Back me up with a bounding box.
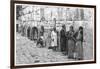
[51,27,57,51]
[27,26,31,39]
[60,25,67,55]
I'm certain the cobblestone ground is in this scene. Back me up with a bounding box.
[16,31,93,65]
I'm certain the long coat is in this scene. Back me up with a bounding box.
[60,29,67,52]
[51,30,57,47]
[27,26,31,39]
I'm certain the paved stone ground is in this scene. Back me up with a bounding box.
[16,33,75,65]
[15,30,93,65]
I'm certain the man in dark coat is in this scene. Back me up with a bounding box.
[27,26,31,39]
[60,24,67,55]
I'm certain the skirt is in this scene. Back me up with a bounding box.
[75,41,83,60]
[68,39,75,58]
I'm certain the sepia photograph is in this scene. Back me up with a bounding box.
[10,1,96,68]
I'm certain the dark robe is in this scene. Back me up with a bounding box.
[27,27,31,39]
[16,24,19,32]
[53,30,59,51]
[60,29,66,52]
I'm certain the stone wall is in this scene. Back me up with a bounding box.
[16,4,94,31]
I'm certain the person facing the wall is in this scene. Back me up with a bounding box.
[51,27,58,51]
[60,24,67,55]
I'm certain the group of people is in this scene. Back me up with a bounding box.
[16,23,84,60]
[16,23,46,47]
[49,25,83,60]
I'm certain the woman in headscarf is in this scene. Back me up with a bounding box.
[67,26,76,59]
[75,26,83,60]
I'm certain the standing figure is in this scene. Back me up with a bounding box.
[60,25,67,55]
[75,26,83,60]
[67,26,75,59]
[47,29,52,49]
[51,27,57,51]
[16,24,19,32]
[37,26,45,47]
[27,26,31,39]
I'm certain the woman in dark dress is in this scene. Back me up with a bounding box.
[60,25,67,55]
